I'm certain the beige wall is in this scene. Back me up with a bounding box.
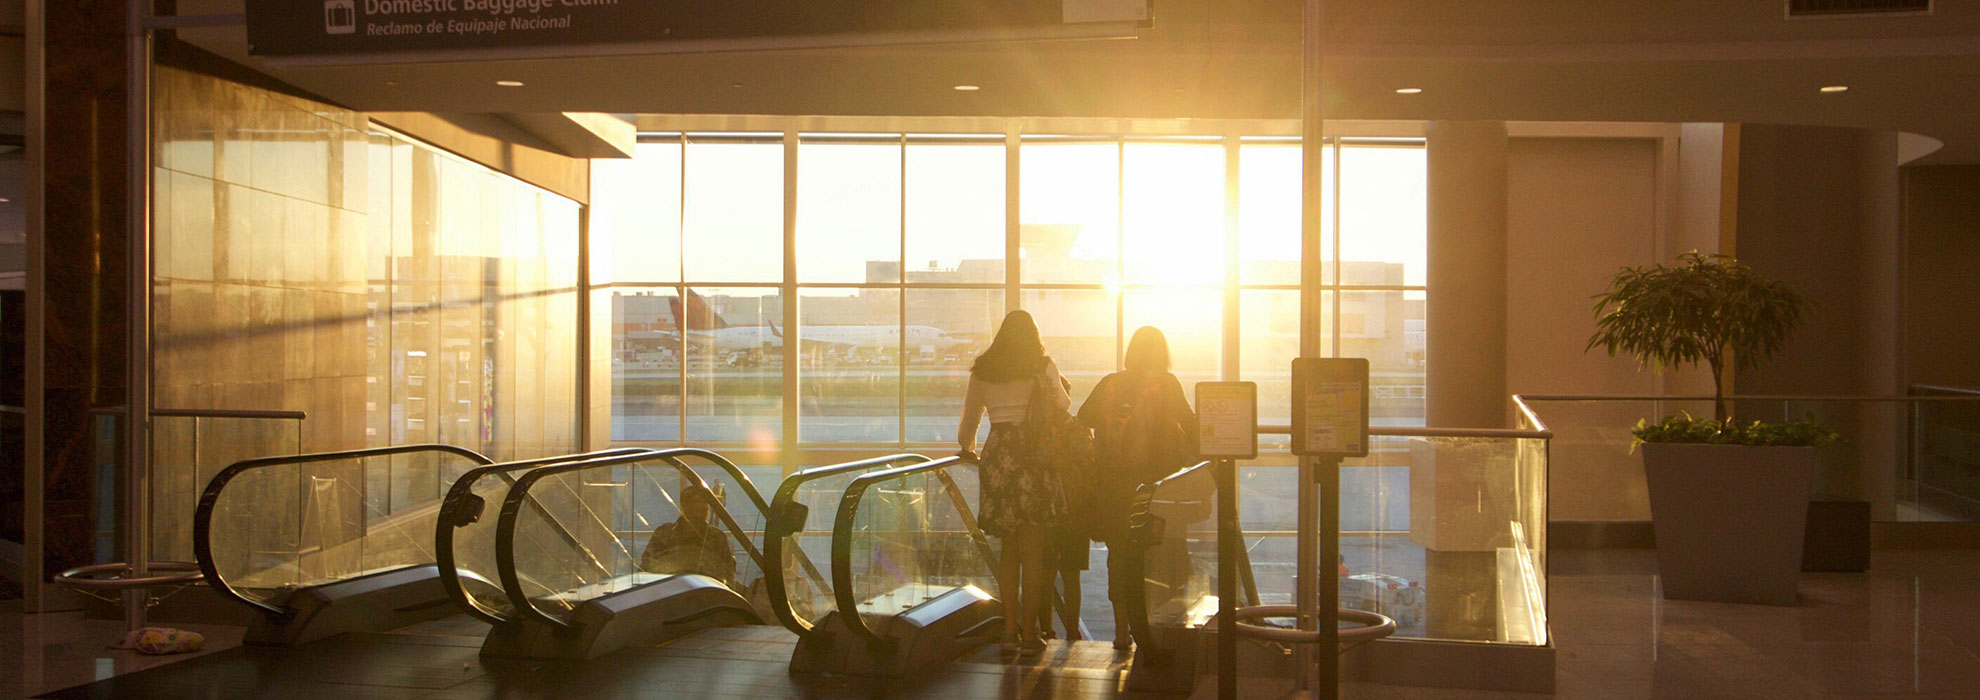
[1506,137,1665,521]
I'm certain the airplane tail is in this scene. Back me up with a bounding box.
[669,290,732,330]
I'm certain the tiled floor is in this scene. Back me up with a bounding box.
[18,549,1980,699]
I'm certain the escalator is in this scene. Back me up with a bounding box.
[470,448,775,659]
[1118,460,1228,692]
[193,444,642,644]
[761,453,931,643]
[791,455,1004,677]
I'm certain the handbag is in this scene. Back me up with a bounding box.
[1023,369,1095,504]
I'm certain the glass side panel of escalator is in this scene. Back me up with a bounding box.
[1136,464,1222,631]
[766,455,927,631]
[505,458,766,625]
[841,461,996,619]
[205,449,487,609]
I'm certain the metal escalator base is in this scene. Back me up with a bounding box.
[1123,624,1205,693]
[245,564,458,646]
[480,573,762,661]
[790,585,1002,677]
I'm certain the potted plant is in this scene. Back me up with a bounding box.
[1587,251,1835,605]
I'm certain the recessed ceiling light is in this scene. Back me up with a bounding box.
[730,83,743,88]
[953,84,980,91]
[1819,85,1848,93]
[385,80,400,86]
[1396,87,1424,94]
[495,80,525,87]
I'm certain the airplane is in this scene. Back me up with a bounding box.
[666,290,961,359]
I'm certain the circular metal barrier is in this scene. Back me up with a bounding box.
[53,561,204,595]
[1228,604,1397,652]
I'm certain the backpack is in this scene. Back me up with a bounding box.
[1095,377,1185,484]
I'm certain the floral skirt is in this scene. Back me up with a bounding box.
[978,423,1068,538]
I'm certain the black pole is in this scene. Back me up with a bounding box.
[1217,457,1239,700]
[1319,455,1341,700]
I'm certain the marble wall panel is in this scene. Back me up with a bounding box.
[149,63,580,562]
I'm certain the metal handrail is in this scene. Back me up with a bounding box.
[493,449,767,631]
[1911,385,1980,396]
[88,406,309,420]
[828,455,992,651]
[192,444,493,620]
[1517,393,1980,403]
[435,447,661,624]
[762,453,931,636]
[1256,423,1553,441]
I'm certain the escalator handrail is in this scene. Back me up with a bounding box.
[828,455,989,650]
[762,453,932,636]
[651,448,774,521]
[493,449,766,631]
[436,447,663,625]
[193,444,495,620]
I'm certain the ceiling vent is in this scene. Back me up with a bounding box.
[1787,0,1932,17]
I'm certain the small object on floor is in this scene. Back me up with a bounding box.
[113,627,206,655]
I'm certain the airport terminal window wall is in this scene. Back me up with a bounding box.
[591,128,1435,637]
[596,132,1424,455]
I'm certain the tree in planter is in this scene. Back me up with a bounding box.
[1586,251,1809,422]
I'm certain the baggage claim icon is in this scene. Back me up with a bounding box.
[325,0,357,35]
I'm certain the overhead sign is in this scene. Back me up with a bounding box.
[1291,358,1368,458]
[1195,382,1257,461]
[248,0,1151,61]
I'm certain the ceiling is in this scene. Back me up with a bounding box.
[175,0,1980,164]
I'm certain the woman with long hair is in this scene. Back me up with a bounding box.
[958,310,1072,653]
[1077,326,1198,650]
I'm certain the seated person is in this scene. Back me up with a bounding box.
[639,484,737,586]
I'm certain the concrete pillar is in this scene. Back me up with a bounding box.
[1424,121,1510,429]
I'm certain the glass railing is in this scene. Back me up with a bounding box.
[1912,386,1980,520]
[763,454,931,634]
[1130,418,1550,649]
[436,447,661,623]
[1340,429,1549,645]
[1521,392,1980,524]
[151,410,305,565]
[194,444,494,617]
[829,455,998,648]
[495,450,769,630]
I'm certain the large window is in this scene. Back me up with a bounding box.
[594,130,1427,456]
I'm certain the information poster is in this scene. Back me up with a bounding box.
[248,0,1150,60]
[1291,358,1368,458]
[1195,382,1257,460]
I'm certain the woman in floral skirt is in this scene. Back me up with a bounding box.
[957,310,1071,653]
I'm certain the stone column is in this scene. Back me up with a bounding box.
[32,0,136,595]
